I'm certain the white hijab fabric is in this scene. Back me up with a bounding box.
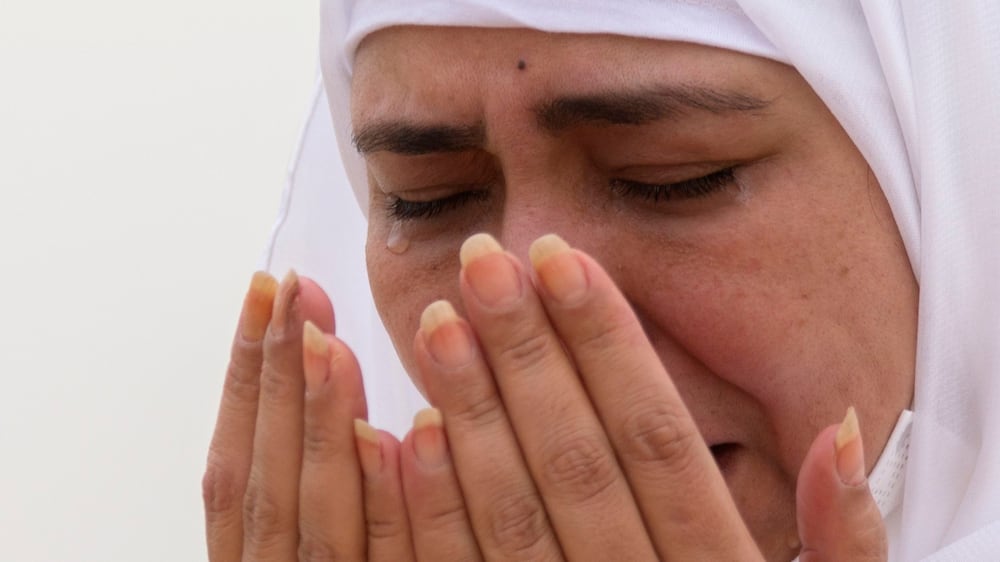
[262,1,1000,559]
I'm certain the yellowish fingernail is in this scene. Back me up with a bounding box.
[459,232,503,267]
[528,233,570,264]
[302,320,327,354]
[242,271,278,341]
[302,320,329,393]
[420,300,475,368]
[529,234,587,304]
[354,419,383,475]
[420,300,458,334]
[835,406,866,486]
[460,233,522,308]
[355,418,380,443]
[412,408,447,468]
[270,269,299,334]
[414,407,443,430]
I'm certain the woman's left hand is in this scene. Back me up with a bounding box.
[384,232,887,561]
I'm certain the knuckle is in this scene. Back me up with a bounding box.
[241,483,286,548]
[422,500,470,532]
[487,492,550,557]
[224,341,263,404]
[296,533,341,562]
[365,513,407,541]
[540,431,617,504]
[497,330,559,373]
[258,357,303,403]
[202,457,241,518]
[619,403,700,471]
[301,420,339,463]
[577,314,633,351]
[449,389,506,430]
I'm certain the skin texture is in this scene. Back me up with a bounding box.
[204,258,889,560]
[354,27,918,559]
[201,25,916,562]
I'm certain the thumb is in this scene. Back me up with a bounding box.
[796,407,887,561]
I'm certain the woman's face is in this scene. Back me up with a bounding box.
[351,27,917,558]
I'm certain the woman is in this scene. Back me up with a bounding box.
[203,2,1000,560]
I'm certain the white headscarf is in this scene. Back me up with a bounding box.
[262,1,1000,559]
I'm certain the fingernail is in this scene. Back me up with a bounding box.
[420,300,476,368]
[412,408,447,468]
[271,269,300,334]
[835,406,866,486]
[242,271,279,341]
[529,234,588,304]
[354,419,383,475]
[302,320,329,394]
[460,233,522,308]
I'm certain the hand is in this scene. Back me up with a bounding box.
[391,232,888,560]
[201,271,414,560]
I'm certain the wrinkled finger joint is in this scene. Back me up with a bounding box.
[223,345,264,404]
[487,492,552,558]
[539,432,618,505]
[448,389,506,430]
[202,457,242,519]
[242,483,290,550]
[495,329,561,375]
[297,531,346,562]
[573,313,637,354]
[301,420,346,463]
[258,359,304,403]
[421,500,470,532]
[365,513,408,541]
[619,405,700,470]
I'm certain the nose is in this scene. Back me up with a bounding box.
[494,183,589,265]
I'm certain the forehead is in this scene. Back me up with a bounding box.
[350,26,791,131]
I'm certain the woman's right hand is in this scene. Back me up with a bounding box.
[201,271,414,560]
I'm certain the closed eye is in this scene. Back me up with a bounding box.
[610,167,736,202]
[385,189,490,221]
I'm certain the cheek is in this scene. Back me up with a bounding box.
[366,219,464,375]
[620,176,915,479]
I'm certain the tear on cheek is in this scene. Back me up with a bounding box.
[387,221,411,254]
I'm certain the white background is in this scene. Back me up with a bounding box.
[1,1,316,559]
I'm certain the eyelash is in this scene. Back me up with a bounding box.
[385,167,736,220]
[386,189,490,220]
[609,167,737,202]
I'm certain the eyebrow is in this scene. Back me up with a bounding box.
[535,85,771,130]
[353,85,770,155]
[352,122,485,155]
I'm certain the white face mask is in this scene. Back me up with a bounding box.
[260,2,1000,559]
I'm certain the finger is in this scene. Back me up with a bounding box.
[526,234,760,559]
[204,272,277,562]
[414,303,564,561]
[297,326,369,560]
[242,271,335,559]
[456,234,656,561]
[400,408,483,562]
[797,407,887,561]
[355,422,414,562]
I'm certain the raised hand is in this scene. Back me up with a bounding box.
[202,271,411,561]
[392,233,888,561]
